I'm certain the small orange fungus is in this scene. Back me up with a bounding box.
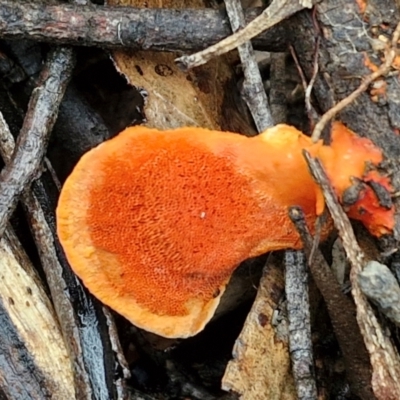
[56,122,394,338]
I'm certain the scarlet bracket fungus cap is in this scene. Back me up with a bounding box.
[57,124,394,338]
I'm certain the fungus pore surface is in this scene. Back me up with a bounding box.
[86,132,271,317]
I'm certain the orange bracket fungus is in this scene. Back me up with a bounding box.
[56,122,394,338]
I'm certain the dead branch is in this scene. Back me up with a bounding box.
[0,46,74,238]
[0,1,287,52]
[224,0,273,131]
[284,250,318,400]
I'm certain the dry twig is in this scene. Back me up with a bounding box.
[289,42,323,129]
[0,1,287,53]
[0,47,74,238]
[176,0,315,70]
[284,250,318,400]
[224,0,273,131]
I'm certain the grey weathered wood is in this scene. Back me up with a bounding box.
[224,0,273,131]
[284,250,318,400]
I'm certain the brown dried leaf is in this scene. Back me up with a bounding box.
[222,257,296,400]
[108,0,237,130]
